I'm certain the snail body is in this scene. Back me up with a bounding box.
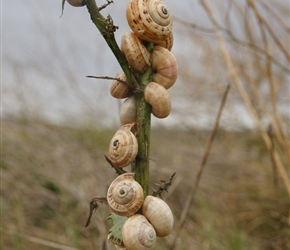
[110,72,133,99]
[151,46,178,89]
[144,82,171,118]
[126,0,173,43]
[142,195,174,237]
[122,214,156,250]
[107,173,144,217]
[121,32,151,73]
[120,96,137,125]
[108,124,138,168]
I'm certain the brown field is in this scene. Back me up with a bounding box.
[2,118,289,250]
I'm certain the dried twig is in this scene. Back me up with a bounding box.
[152,172,176,198]
[104,155,127,175]
[170,84,231,250]
[87,75,129,85]
[199,0,290,197]
[85,196,108,227]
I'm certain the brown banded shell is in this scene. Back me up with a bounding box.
[154,31,174,51]
[108,124,138,168]
[110,72,133,99]
[144,82,171,118]
[142,195,174,237]
[107,173,144,217]
[122,214,156,250]
[121,32,151,73]
[126,0,173,43]
[151,46,178,89]
[120,96,137,125]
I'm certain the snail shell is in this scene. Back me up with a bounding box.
[142,195,174,237]
[151,46,178,89]
[107,173,144,217]
[120,96,137,125]
[126,0,173,43]
[154,31,174,51]
[144,82,171,118]
[121,32,151,73]
[108,124,138,168]
[110,72,133,99]
[122,214,156,250]
[66,0,86,7]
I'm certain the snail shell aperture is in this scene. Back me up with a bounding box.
[122,214,156,250]
[108,124,138,168]
[142,195,174,237]
[126,0,173,43]
[107,173,144,217]
[144,82,171,118]
[151,46,178,89]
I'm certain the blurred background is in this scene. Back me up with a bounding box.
[2,0,289,249]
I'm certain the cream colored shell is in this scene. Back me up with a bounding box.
[110,72,133,99]
[126,0,173,43]
[120,96,137,125]
[142,195,174,237]
[151,46,178,89]
[107,173,144,217]
[154,31,174,51]
[108,124,138,168]
[144,82,171,118]
[122,214,156,250]
[121,32,151,73]
[66,0,86,7]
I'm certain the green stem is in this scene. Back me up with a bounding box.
[85,0,152,196]
[86,0,138,88]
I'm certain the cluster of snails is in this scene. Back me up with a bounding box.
[107,173,174,250]
[66,0,177,249]
[106,1,177,248]
[110,0,178,121]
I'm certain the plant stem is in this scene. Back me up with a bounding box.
[85,0,152,196]
[86,0,138,88]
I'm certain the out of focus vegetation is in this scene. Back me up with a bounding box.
[2,118,289,249]
[2,0,289,249]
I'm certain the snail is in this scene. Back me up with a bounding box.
[142,195,174,237]
[107,173,144,217]
[110,72,133,99]
[151,46,178,89]
[122,214,156,250]
[121,32,151,73]
[120,96,137,125]
[144,82,171,118]
[108,123,138,168]
[126,0,173,43]
[66,0,86,7]
[154,31,174,51]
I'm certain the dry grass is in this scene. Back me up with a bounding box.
[2,118,289,250]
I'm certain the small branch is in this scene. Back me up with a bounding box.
[85,196,108,227]
[87,75,129,85]
[86,0,138,88]
[98,0,114,11]
[152,172,176,198]
[105,155,126,175]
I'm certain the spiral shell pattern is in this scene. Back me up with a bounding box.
[122,214,156,250]
[121,32,151,73]
[107,173,144,217]
[108,124,138,168]
[126,0,173,43]
[110,72,133,99]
